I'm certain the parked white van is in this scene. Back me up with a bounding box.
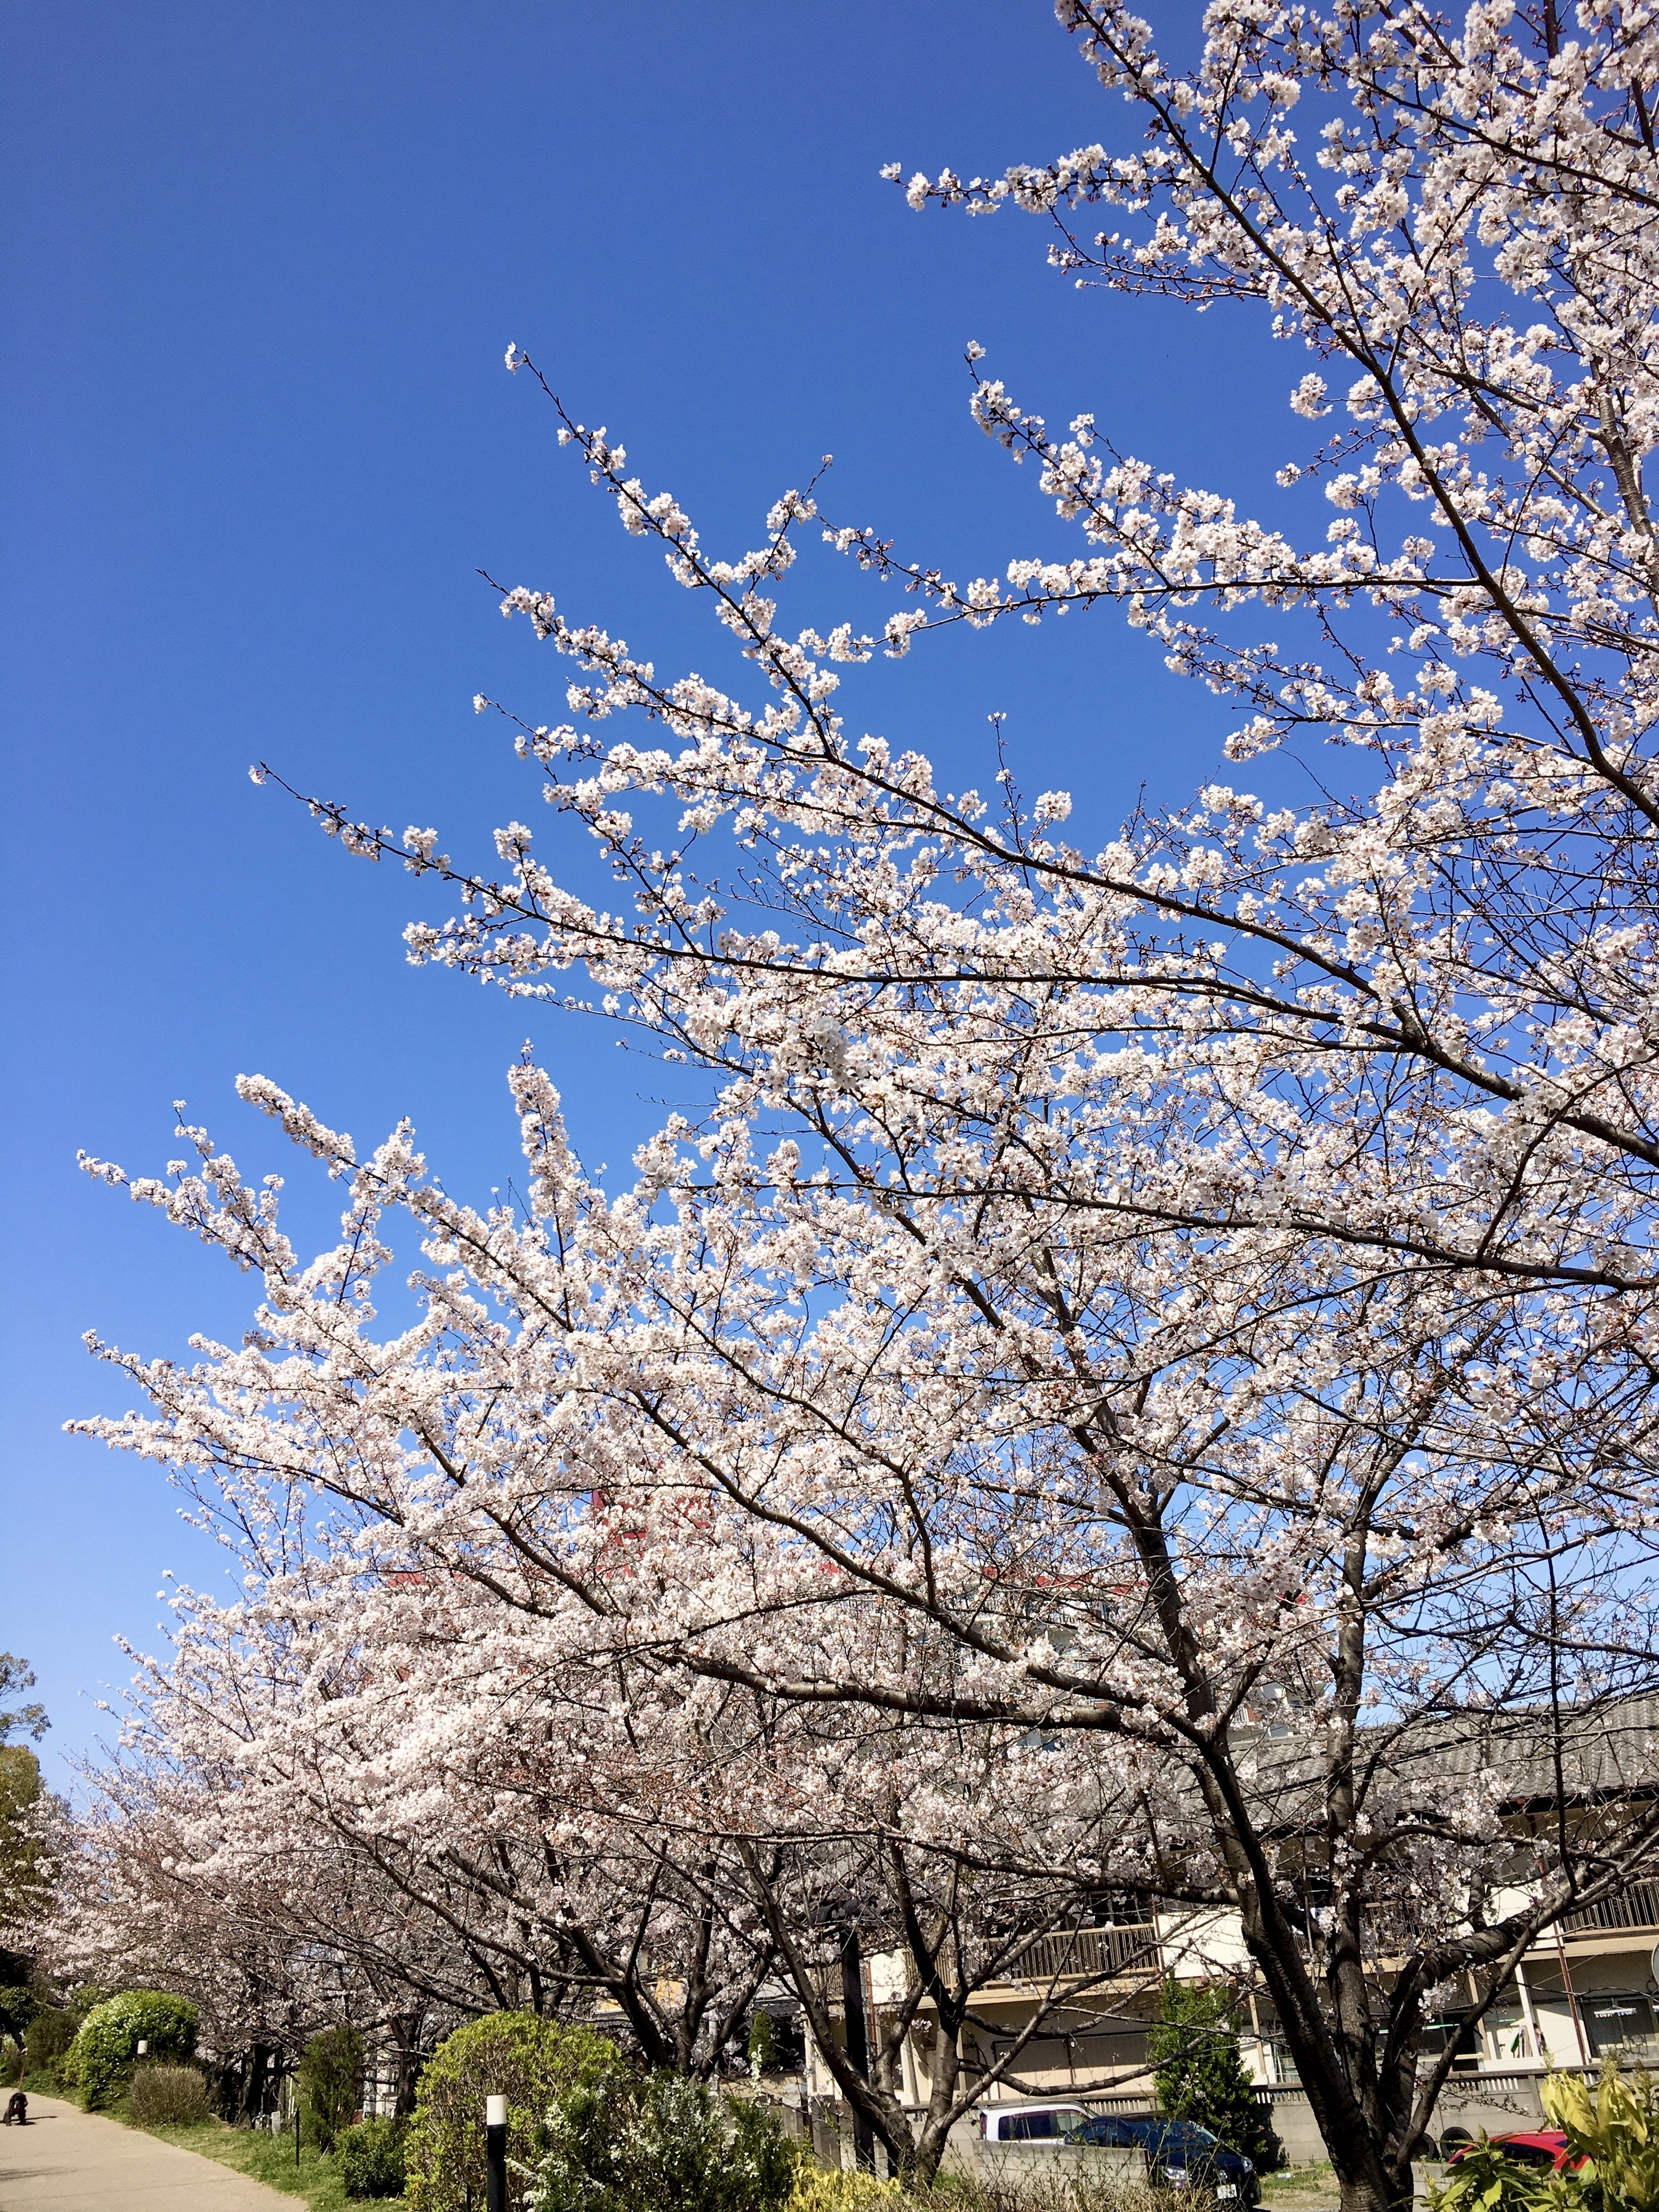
[978,2104,1092,2143]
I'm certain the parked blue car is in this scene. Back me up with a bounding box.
[1074,2115,1260,2205]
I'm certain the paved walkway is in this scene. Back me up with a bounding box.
[0,2094,298,2210]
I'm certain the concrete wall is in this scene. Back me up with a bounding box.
[942,2145,1149,2186]
[1255,2071,1558,2165]
[786,2069,1582,2178]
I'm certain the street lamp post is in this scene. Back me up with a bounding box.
[486,2094,507,2212]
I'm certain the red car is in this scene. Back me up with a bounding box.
[1445,2132,1581,2173]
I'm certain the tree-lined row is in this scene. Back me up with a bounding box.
[59,1553,1179,2174]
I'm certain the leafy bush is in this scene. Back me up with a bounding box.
[1429,2068,1659,2212]
[25,2002,79,2084]
[404,2012,624,2212]
[67,1990,198,2108]
[1543,2065,1659,2212]
[338,2115,409,2200]
[1427,2135,1563,2212]
[788,2175,900,2212]
[127,2064,213,2128]
[0,1985,34,2084]
[528,2071,800,2212]
[298,2024,365,2151]
[1149,1980,1277,2171]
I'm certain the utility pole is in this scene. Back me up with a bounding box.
[838,1925,876,2172]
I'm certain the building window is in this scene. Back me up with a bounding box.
[1585,1995,1659,2062]
[1483,2005,1529,2061]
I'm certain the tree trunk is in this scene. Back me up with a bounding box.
[1328,2132,1412,2212]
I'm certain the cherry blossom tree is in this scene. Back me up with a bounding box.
[73,6,1659,2211]
[62,1772,425,2118]
[58,1582,782,2086]
[66,1330,1176,2172]
[71,1048,1659,2196]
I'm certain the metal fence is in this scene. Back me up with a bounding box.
[1002,1927,1162,1982]
[1563,1879,1659,1934]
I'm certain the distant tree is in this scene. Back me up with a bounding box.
[0,1662,55,1969]
[0,1984,33,2085]
[0,1658,47,1748]
[0,1985,35,2044]
[1152,1980,1276,2172]
[0,1747,50,1934]
[25,2003,82,2084]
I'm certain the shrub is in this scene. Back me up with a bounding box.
[404,2012,624,2212]
[127,2064,213,2128]
[298,2024,365,2151]
[338,2115,409,2200]
[527,2071,800,2212]
[1149,1980,1277,2171]
[1545,2061,1659,2209]
[25,2003,79,2085]
[67,1990,198,2108]
[0,1985,35,2084]
[789,2175,900,2212]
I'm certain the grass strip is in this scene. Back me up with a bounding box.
[145,2115,369,2209]
[1258,2164,1340,2207]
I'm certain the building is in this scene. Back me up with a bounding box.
[800,1700,1659,2164]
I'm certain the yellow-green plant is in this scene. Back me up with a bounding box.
[788,2171,902,2212]
[404,2012,623,2212]
[1427,2134,1575,2212]
[1543,2066,1659,2212]
[1432,2066,1659,2212]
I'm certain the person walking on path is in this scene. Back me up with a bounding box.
[0,2090,297,2209]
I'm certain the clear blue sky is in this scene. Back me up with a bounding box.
[1,2,1289,1787]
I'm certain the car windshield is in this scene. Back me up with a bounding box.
[1072,2117,1119,2144]
[1054,2113,1089,2139]
[1147,2123,1221,2152]
[1499,2144,1559,2168]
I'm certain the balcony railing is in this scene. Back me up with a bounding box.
[1562,1879,1659,1935]
[1002,1925,1162,1983]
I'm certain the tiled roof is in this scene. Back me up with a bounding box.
[1242,1694,1659,1817]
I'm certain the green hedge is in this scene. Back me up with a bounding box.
[528,2071,800,2212]
[403,2012,622,2212]
[67,1990,198,2108]
[338,2114,409,2199]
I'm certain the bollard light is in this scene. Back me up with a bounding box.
[486,2094,508,2212]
